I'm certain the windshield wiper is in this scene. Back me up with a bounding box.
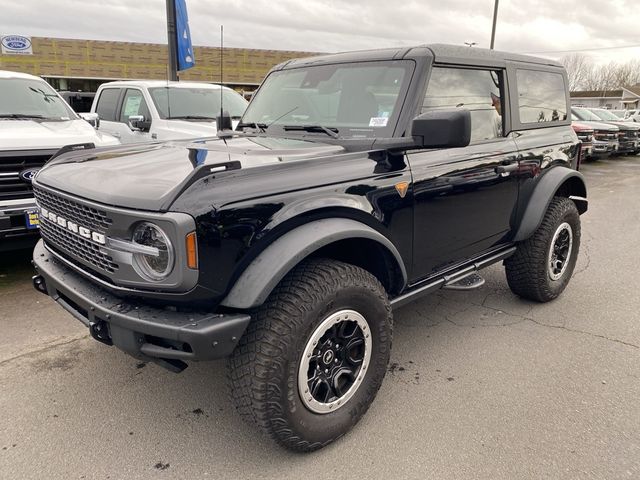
[282,125,339,138]
[166,115,217,121]
[0,113,48,119]
[237,121,268,133]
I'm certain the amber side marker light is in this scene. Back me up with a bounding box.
[186,232,198,269]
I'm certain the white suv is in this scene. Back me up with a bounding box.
[0,70,119,250]
[90,81,248,144]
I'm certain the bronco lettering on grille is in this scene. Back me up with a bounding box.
[39,207,106,245]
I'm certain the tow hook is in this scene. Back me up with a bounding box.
[32,275,47,295]
[90,321,113,346]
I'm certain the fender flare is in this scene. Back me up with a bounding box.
[220,218,407,309]
[513,167,587,242]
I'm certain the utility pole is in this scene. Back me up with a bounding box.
[490,0,499,50]
[165,0,178,81]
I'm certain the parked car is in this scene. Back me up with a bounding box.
[623,109,640,123]
[570,108,620,157]
[571,121,594,160]
[89,81,248,143]
[32,44,587,451]
[58,91,96,114]
[587,108,640,155]
[0,70,119,251]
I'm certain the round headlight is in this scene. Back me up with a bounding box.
[131,222,174,281]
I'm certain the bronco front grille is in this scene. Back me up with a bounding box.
[34,187,113,232]
[39,215,119,274]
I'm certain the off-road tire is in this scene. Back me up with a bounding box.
[505,196,581,302]
[227,258,392,452]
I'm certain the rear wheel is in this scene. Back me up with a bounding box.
[227,258,392,452]
[505,196,581,302]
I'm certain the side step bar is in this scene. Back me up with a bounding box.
[390,246,516,310]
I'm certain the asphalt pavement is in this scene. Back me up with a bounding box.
[1,156,639,479]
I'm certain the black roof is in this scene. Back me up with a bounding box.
[277,44,562,70]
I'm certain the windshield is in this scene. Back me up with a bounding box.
[572,108,603,122]
[149,87,248,120]
[0,78,76,120]
[591,109,620,121]
[240,60,414,138]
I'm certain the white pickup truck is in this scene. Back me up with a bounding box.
[0,70,119,250]
[89,81,248,143]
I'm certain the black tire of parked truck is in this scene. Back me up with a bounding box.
[505,196,581,302]
[227,258,393,452]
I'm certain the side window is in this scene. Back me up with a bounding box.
[119,89,151,123]
[95,88,121,122]
[516,69,567,123]
[423,67,504,143]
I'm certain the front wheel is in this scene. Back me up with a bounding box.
[505,196,581,302]
[227,258,392,452]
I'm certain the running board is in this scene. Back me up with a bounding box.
[442,272,485,290]
[390,246,516,310]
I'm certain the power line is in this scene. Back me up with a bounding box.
[524,44,640,55]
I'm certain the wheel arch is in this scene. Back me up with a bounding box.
[513,166,587,242]
[220,218,407,309]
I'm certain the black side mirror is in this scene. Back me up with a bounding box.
[128,115,151,132]
[411,109,471,149]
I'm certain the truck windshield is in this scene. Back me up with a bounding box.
[572,108,604,122]
[0,78,76,120]
[240,60,414,138]
[149,87,248,120]
[591,109,621,121]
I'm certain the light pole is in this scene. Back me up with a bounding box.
[165,0,178,81]
[490,0,499,50]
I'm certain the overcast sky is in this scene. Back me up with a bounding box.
[2,0,639,64]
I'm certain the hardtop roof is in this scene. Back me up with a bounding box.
[277,44,562,70]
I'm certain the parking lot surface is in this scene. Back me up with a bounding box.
[1,156,639,479]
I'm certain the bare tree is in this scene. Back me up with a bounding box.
[561,53,592,91]
[614,59,640,88]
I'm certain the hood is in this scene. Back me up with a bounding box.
[0,118,120,151]
[156,119,240,137]
[571,121,594,132]
[572,121,619,132]
[35,135,345,211]
[596,120,640,131]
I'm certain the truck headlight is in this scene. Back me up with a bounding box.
[131,222,174,281]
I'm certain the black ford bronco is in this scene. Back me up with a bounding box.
[32,44,587,452]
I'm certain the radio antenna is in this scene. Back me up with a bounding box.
[216,24,232,136]
[220,25,223,121]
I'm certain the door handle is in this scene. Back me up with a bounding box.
[495,163,519,174]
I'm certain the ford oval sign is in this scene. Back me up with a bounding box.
[1,35,33,55]
[19,168,40,183]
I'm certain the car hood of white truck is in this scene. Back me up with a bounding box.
[0,119,120,151]
[152,119,240,140]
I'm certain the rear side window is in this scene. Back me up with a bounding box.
[423,67,504,143]
[516,70,567,124]
[95,88,121,121]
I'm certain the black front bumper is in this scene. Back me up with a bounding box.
[32,240,251,371]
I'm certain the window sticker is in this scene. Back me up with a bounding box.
[123,96,142,117]
[369,117,388,127]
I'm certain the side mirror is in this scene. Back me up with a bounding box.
[411,109,471,149]
[79,112,100,129]
[128,115,151,132]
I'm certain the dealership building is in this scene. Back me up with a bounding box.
[0,36,318,94]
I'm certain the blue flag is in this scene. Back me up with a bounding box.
[175,0,195,71]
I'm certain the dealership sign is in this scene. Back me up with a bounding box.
[1,35,33,55]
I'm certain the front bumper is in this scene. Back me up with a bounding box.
[0,197,39,246]
[32,239,251,371]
